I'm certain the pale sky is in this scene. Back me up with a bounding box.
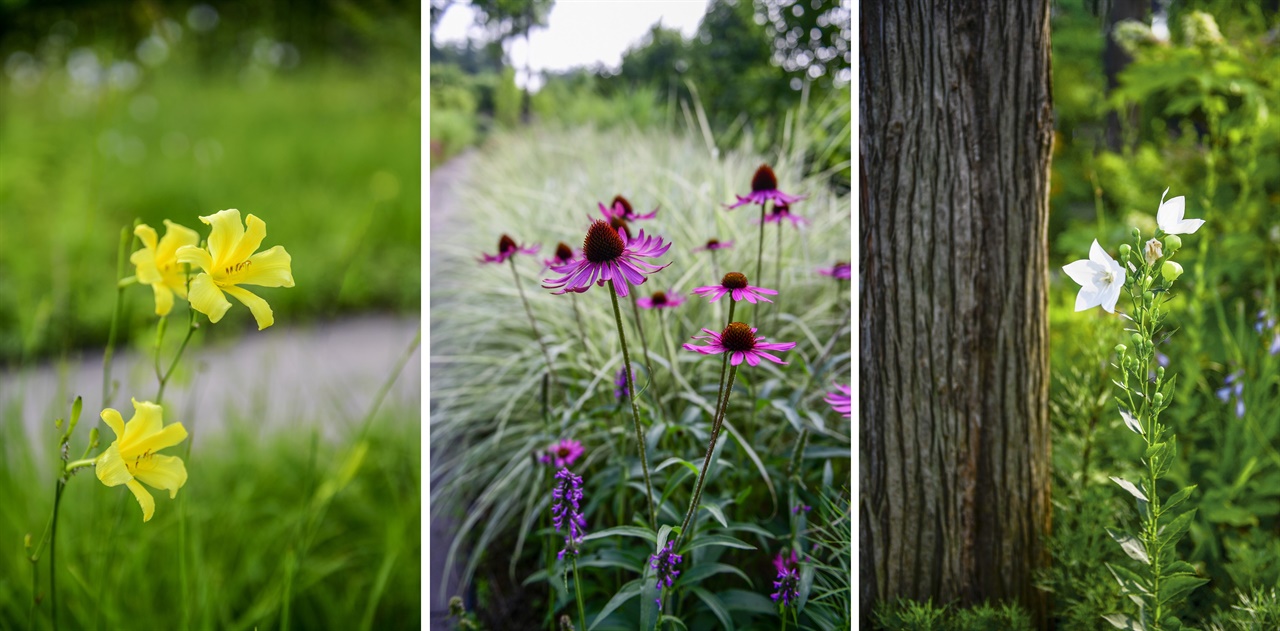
[433,1,710,90]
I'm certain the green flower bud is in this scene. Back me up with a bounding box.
[1164,234,1182,252]
[1154,393,1164,407]
[1144,291,1154,306]
[1162,261,1184,282]
[1119,243,1132,259]
[1115,344,1128,355]
[1131,227,1142,239]
[1131,333,1143,347]
[1157,366,1165,380]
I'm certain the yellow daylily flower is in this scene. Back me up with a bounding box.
[130,220,200,316]
[94,399,189,522]
[175,209,295,330]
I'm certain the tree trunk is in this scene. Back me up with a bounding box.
[860,1,1054,627]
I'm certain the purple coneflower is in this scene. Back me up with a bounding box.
[637,290,685,310]
[754,201,808,228]
[726,164,806,210]
[684,322,796,367]
[770,550,801,607]
[543,242,580,272]
[551,468,586,560]
[479,234,539,264]
[692,272,777,304]
[1216,371,1245,419]
[824,383,851,417]
[599,194,658,221]
[543,220,671,298]
[694,238,734,252]
[650,540,683,606]
[540,439,585,469]
[817,261,852,280]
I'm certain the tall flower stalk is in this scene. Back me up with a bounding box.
[1064,189,1207,631]
[610,286,658,530]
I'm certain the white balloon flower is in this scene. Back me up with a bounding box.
[1063,239,1126,313]
[1156,188,1205,235]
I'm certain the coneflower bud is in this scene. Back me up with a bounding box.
[607,215,632,239]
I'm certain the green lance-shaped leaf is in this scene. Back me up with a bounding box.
[1112,476,1149,502]
[1102,613,1148,631]
[1107,528,1151,564]
[1158,574,1209,606]
[1157,508,1197,547]
[1121,408,1144,435]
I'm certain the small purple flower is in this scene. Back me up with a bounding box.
[792,504,812,514]
[637,290,686,310]
[599,194,659,222]
[1258,309,1280,355]
[540,439,585,469]
[726,164,806,210]
[771,549,801,607]
[817,262,852,280]
[1216,371,1245,419]
[824,383,851,417]
[684,322,797,367]
[650,540,683,606]
[542,220,671,298]
[692,272,778,304]
[614,366,631,399]
[543,242,580,272]
[551,468,586,560]
[693,238,734,253]
[753,201,807,228]
[479,234,539,265]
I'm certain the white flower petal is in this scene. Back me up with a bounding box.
[1088,239,1112,268]
[1100,275,1124,313]
[1075,284,1103,311]
[1062,260,1098,287]
[1169,218,1205,234]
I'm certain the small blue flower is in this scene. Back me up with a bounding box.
[1216,371,1245,419]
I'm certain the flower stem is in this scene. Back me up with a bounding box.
[102,226,132,407]
[712,301,737,418]
[511,258,562,396]
[572,555,587,631]
[569,293,592,366]
[753,200,771,325]
[773,220,783,329]
[156,308,198,406]
[50,478,66,631]
[609,285,657,530]
[676,363,739,550]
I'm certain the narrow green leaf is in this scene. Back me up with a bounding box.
[692,586,735,631]
[802,446,851,459]
[1157,509,1196,546]
[719,589,778,616]
[1121,408,1144,435]
[1111,476,1148,502]
[589,579,642,631]
[1158,575,1208,605]
[796,563,816,614]
[1102,613,1147,630]
[1162,485,1196,514]
[1163,561,1196,577]
[680,534,757,554]
[658,615,688,630]
[701,503,729,529]
[1107,528,1150,564]
[583,526,656,543]
[654,457,702,477]
[677,562,753,589]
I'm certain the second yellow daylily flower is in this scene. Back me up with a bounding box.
[131,220,200,316]
[176,209,295,330]
[94,399,188,522]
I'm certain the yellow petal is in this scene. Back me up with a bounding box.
[224,213,267,269]
[133,454,188,499]
[100,408,126,440]
[131,247,163,285]
[94,442,133,487]
[188,273,232,323]
[134,224,158,251]
[125,479,156,522]
[222,286,274,330]
[235,246,295,288]
[120,399,165,450]
[130,422,188,457]
[157,220,200,260]
[151,283,174,316]
[200,209,244,269]
[176,245,213,273]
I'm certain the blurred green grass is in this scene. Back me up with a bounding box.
[0,55,420,363]
[0,399,421,631]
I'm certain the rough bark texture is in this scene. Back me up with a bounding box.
[860,0,1054,626]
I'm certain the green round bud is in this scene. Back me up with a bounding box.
[1131,227,1142,239]
[1131,333,1143,347]
[1162,261,1184,282]
[1115,344,1128,355]
[1157,366,1165,380]
[1163,234,1182,252]
[1143,291,1154,306]
[1118,243,1132,258]
[1154,393,1164,407]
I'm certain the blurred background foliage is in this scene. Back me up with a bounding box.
[1045,1,1280,628]
[428,0,851,194]
[0,0,421,364]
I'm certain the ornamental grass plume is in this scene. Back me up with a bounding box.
[93,399,188,522]
[175,209,295,330]
[692,272,777,304]
[131,220,199,316]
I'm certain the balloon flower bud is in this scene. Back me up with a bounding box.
[1162,261,1184,282]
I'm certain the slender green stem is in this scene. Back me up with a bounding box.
[609,286,656,530]
[511,258,561,395]
[50,479,65,631]
[629,292,665,422]
[156,309,197,406]
[102,226,132,407]
[65,459,95,472]
[711,301,737,422]
[773,220,782,328]
[569,293,591,365]
[572,556,587,631]
[753,201,770,325]
[675,363,739,550]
